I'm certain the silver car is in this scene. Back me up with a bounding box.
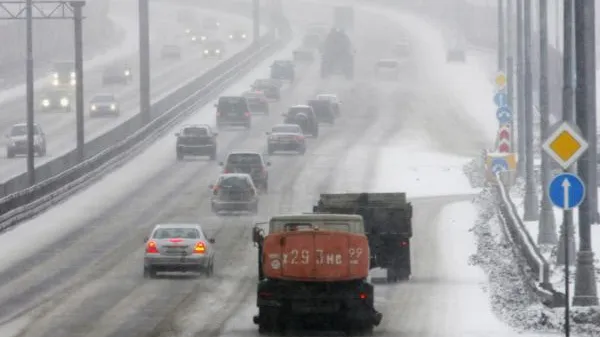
[89,93,120,117]
[143,223,216,278]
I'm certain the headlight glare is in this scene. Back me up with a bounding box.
[229,35,233,39]
[201,36,206,40]
[204,50,209,54]
[110,104,116,110]
[124,70,130,76]
[60,98,69,106]
[70,72,76,78]
[42,99,50,107]
[215,49,220,53]
[70,79,76,86]
[52,73,59,79]
[242,34,246,38]
[91,105,97,111]
[52,79,59,86]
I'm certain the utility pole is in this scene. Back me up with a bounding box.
[498,0,505,71]
[139,0,151,125]
[506,0,515,152]
[0,1,88,176]
[523,0,539,221]
[73,1,84,162]
[573,0,599,307]
[516,0,526,177]
[253,0,260,43]
[557,0,576,266]
[537,0,557,243]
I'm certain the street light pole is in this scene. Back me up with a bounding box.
[516,0,526,177]
[497,0,505,71]
[506,0,515,152]
[537,0,557,243]
[573,0,599,307]
[557,0,576,267]
[523,0,539,221]
[73,1,85,162]
[253,0,260,44]
[25,0,35,185]
[138,0,151,125]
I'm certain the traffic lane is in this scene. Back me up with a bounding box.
[0,42,321,335]
[0,11,254,180]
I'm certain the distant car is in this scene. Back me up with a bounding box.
[184,27,193,35]
[191,33,208,43]
[215,96,252,129]
[209,173,259,214]
[446,47,466,62]
[102,65,132,85]
[251,79,281,101]
[228,30,247,41]
[203,40,225,58]
[50,61,76,88]
[283,105,319,137]
[242,91,269,115]
[40,89,72,112]
[143,223,216,278]
[175,124,218,160]
[202,17,220,30]
[219,151,270,191]
[90,93,119,117]
[266,124,306,155]
[306,23,329,37]
[270,60,295,82]
[6,123,46,158]
[307,99,336,124]
[316,94,341,116]
[161,44,182,59]
[374,59,400,80]
[393,41,411,59]
[293,48,314,62]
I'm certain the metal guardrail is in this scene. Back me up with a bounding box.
[493,174,565,307]
[0,32,288,231]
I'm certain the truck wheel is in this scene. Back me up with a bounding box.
[258,307,281,334]
[144,266,157,279]
[177,151,184,161]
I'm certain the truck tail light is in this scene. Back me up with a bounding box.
[194,241,206,254]
[258,291,273,298]
[146,240,159,253]
[400,240,408,247]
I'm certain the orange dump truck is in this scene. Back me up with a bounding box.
[252,213,382,334]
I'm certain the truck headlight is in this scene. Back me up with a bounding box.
[215,49,220,54]
[124,70,130,76]
[204,50,209,54]
[70,79,76,86]
[60,98,69,107]
[110,104,116,110]
[42,99,50,107]
[91,105,97,111]
[52,79,59,86]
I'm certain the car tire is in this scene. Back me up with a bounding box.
[6,149,14,158]
[209,148,217,160]
[144,266,157,279]
[245,122,251,129]
[267,146,274,155]
[299,147,306,155]
[211,203,219,214]
[176,151,184,161]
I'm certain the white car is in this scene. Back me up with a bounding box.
[316,94,342,116]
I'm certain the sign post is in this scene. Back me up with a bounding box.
[542,121,589,324]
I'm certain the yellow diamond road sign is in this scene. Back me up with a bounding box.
[542,121,588,170]
[494,72,507,89]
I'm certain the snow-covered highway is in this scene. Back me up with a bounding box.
[0,1,572,337]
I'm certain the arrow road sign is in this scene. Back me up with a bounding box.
[496,106,512,124]
[494,92,507,107]
[491,157,508,174]
[548,173,585,210]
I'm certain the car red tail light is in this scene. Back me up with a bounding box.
[193,241,206,254]
[223,169,230,174]
[359,292,367,300]
[295,135,304,141]
[146,240,159,253]
[258,291,272,298]
[400,240,409,247]
[244,111,251,117]
[169,238,183,243]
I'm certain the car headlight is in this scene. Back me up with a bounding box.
[70,72,76,78]
[191,36,197,41]
[229,35,233,39]
[60,98,69,106]
[204,50,209,54]
[215,49,220,53]
[70,79,76,85]
[242,34,246,38]
[110,104,116,110]
[52,73,59,79]
[185,28,191,34]
[42,99,50,107]
[91,105,97,111]
[124,70,130,76]
[52,79,59,86]
[216,22,220,26]
[201,36,207,41]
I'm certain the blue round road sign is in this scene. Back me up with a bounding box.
[496,106,512,124]
[491,158,508,174]
[494,92,507,107]
[548,173,586,210]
